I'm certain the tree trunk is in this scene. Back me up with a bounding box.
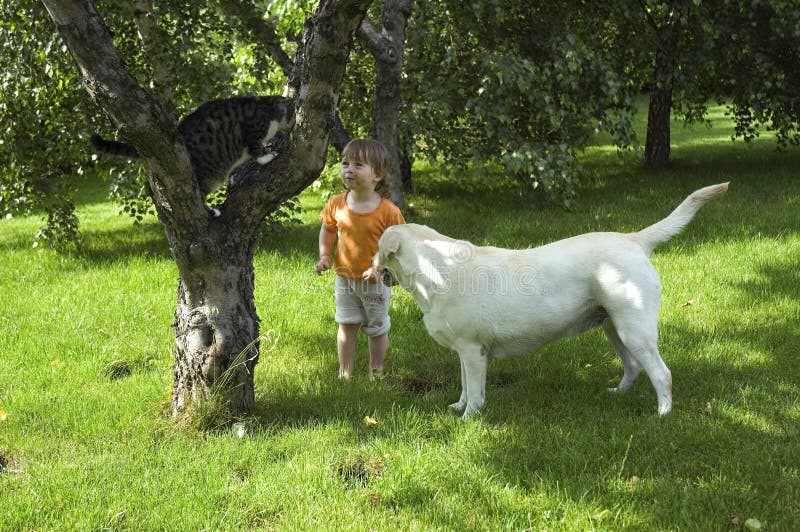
[359,0,413,210]
[643,1,681,170]
[644,88,672,169]
[171,235,260,414]
[400,146,413,192]
[43,0,372,418]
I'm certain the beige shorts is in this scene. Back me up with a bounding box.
[334,275,392,337]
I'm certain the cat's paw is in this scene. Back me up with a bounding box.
[256,152,277,165]
[268,131,289,150]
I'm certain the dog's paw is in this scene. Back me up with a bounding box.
[449,400,466,412]
[607,382,636,395]
[460,406,482,421]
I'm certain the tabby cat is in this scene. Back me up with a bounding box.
[91,96,295,197]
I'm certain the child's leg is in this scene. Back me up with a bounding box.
[361,280,392,381]
[334,276,364,379]
[368,333,388,380]
[337,323,360,379]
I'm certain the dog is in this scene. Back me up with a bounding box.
[374,183,729,419]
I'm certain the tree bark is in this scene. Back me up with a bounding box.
[643,1,681,170]
[358,0,413,210]
[644,88,672,169]
[42,0,371,418]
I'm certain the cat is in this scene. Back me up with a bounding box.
[91,95,295,199]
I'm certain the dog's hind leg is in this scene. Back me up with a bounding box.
[603,320,643,394]
[641,347,672,416]
[458,345,488,420]
[610,319,672,416]
[449,356,468,412]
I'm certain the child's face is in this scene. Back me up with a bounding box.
[340,158,383,192]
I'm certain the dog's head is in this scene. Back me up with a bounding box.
[373,226,403,287]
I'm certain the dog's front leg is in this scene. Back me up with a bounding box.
[449,355,468,412]
[459,346,487,420]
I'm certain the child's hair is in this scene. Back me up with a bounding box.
[341,138,390,194]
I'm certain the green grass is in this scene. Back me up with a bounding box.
[1,104,799,530]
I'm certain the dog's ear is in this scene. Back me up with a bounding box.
[379,228,402,258]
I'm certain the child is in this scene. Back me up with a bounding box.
[314,139,406,380]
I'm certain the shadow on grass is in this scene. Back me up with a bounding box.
[426,255,799,528]
[249,296,455,430]
[464,310,800,528]
[735,252,800,303]
[360,329,798,528]
[78,222,173,263]
[245,242,800,529]
[1,214,323,266]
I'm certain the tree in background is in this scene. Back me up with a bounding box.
[358,0,413,210]
[399,1,638,206]
[609,0,800,169]
[5,0,800,245]
[719,1,800,148]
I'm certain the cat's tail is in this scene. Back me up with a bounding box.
[630,182,729,256]
[90,134,139,158]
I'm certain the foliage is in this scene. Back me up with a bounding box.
[607,0,800,162]
[32,197,80,252]
[106,166,154,224]
[0,0,96,248]
[3,0,800,246]
[716,0,800,147]
[402,1,638,206]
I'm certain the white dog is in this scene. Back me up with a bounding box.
[374,183,728,419]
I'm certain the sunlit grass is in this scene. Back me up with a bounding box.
[1,107,799,529]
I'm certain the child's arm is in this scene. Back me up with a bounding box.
[314,223,336,275]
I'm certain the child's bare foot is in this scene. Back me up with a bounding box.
[369,367,384,381]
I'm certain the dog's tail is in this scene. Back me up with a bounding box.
[90,134,139,158]
[631,182,729,255]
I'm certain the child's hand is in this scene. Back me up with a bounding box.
[315,256,332,276]
[362,267,379,281]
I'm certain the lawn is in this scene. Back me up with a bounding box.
[1,105,798,530]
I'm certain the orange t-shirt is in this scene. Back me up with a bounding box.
[320,192,406,279]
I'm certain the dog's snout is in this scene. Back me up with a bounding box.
[380,268,396,287]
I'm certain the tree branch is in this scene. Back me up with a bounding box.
[41,1,187,186]
[225,0,372,236]
[133,0,176,115]
[42,0,218,298]
[637,0,660,32]
[357,20,398,64]
[217,2,295,77]
[218,1,352,152]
